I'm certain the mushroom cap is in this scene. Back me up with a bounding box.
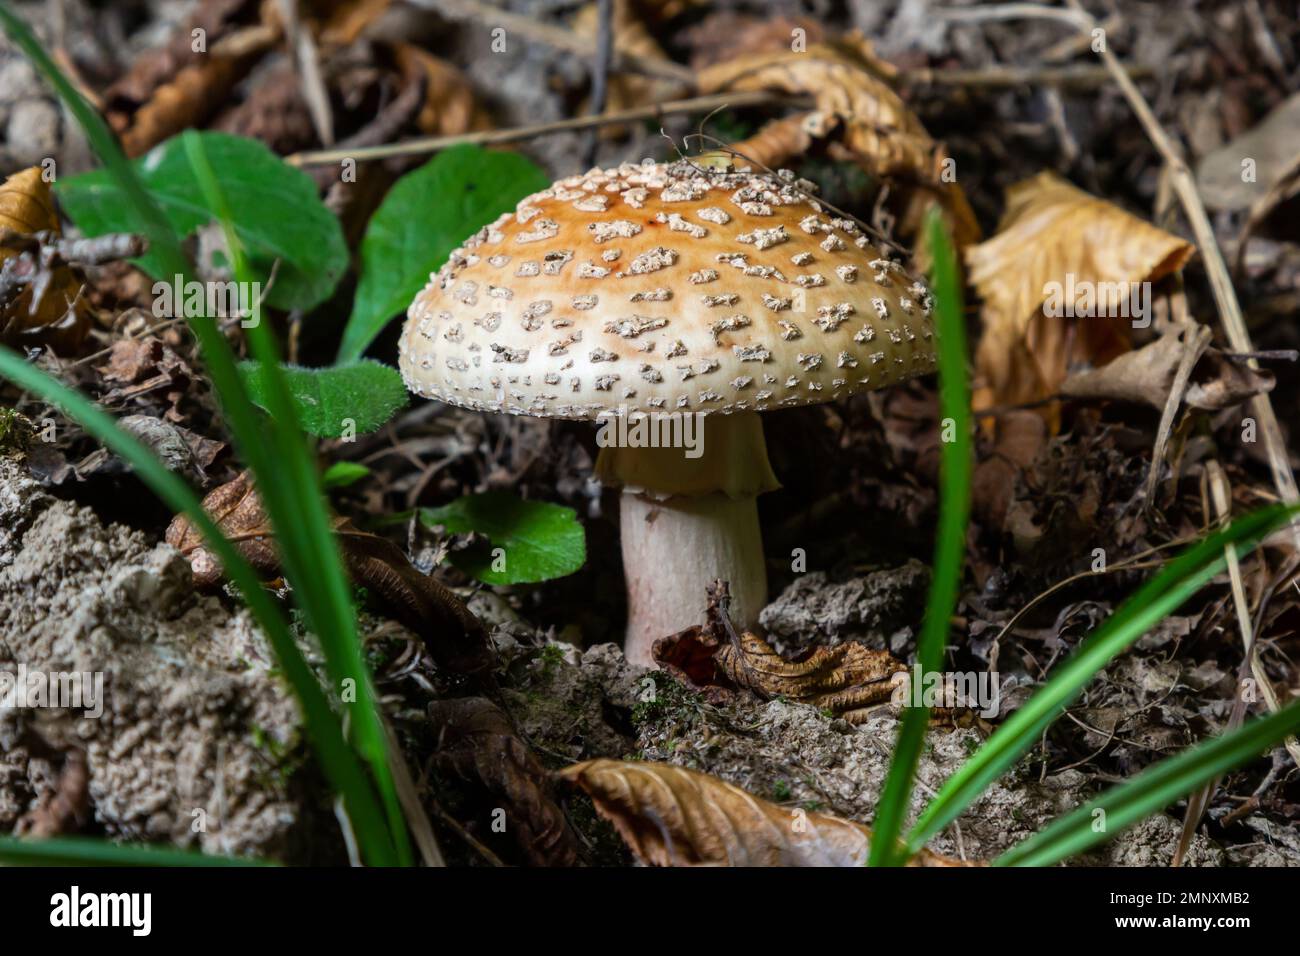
[398,160,937,421]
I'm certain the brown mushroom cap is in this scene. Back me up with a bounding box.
[398,160,937,420]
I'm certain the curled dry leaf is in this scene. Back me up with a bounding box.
[572,0,682,138]
[429,697,581,866]
[967,172,1195,420]
[1195,92,1300,212]
[97,337,196,422]
[656,625,907,724]
[655,581,983,727]
[682,13,828,70]
[117,414,225,484]
[726,112,817,172]
[317,0,395,47]
[0,167,90,352]
[697,45,979,249]
[0,166,53,235]
[1060,322,1275,412]
[391,43,492,138]
[559,758,976,866]
[1235,151,1300,267]
[165,472,493,677]
[165,470,277,583]
[104,0,271,157]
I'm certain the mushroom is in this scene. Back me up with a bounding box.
[398,160,937,667]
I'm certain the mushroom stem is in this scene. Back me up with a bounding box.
[596,411,779,667]
[618,490,767,667]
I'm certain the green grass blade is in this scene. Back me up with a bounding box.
[0,4,187,280]
[907,502,1299,854]
[0,4,403,865]
[868,209,972,866]
[180,132,411,864]
[0,835,271,867]
[0,346,397,864]
[997,698,1300,866]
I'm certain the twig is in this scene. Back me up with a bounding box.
[276,0,334,146]
[1222,349,1300,363]
[584,0,614,168]
[1175,467,1236,866]
[1210,465,1300,767]
[1142,322,1210,508]
[1057,0,1300,550]
[905,62,1149,90]
[209,23,281,59]
[285,91,802,166]
[987,533,1212,652]
[1038,13,1121,63]
[0,228,147,265]
[935,4,1088,26]
[381,715,446,866]
[1243,0,1287,80]
[283,60,1148,169]
[1176,464,1300,864]
[428,800,507,866]
[412,0,693,85]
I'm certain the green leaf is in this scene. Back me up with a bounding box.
[238,360,407,438]
[997,699,1300,867]
[869,208,971,866]
[0,835,270,867]
[56,131,347,312]
[339,144,550,362]
[323,460,372,489]
[419,492,585,585]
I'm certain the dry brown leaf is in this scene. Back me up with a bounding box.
[97,337,196,422]
[166,469,278,583]
[726,632,907,718]
[104,0,270,157]
[165,472,494,677]
[656,625,924,724]
[572,0,680,137]
[0,165,56,235]
[123,59,253,157]
[317,0,394,47]
[429,697,581,866]
[682,13,828,70]
[699,47,927,176]
[1195,91,1300,212]
[697,45,979,249]
[634,0,709,24]
[726,112,817,171]
[1060,323,1275,412]
[391,44,491,138]
[967,172,1195,420]
[559,758,976,866]
[0,167,90,352]
[967,172,1196,344]
[1235,150,1300,266]
[655,582,983,727]
[970,409,1047,532]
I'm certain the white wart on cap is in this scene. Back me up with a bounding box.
[398,160,937,418]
